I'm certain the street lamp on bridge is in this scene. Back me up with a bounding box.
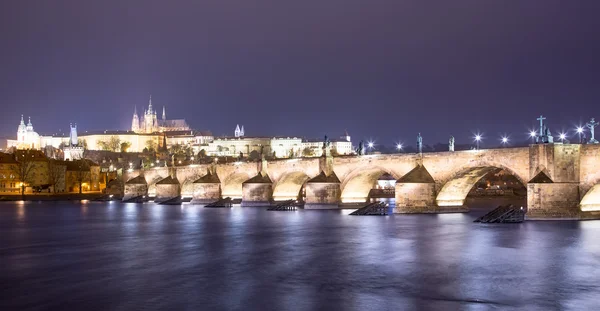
[501,136,508,147]
[474,134,482,150]
[396,143,403,152]
[529,131,537,144]
[559,133,567,143]
[577,127,584,144]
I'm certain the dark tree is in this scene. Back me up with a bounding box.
[11,151,36,196]
[47,159,65,193]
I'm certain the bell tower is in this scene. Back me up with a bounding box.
[131,106,140,132]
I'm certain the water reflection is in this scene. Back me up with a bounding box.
[0,199,599,310]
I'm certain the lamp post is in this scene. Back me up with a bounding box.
[475,135,481,150]
[577,127,584,144]
[396,143,403,153]
[501,137,508,147]
[559,133,567,143]
[530,131,537,144]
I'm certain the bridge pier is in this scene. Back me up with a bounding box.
[155,176,181,203]
[394,182,438,213]
[394,165,468,213]
[527,182,581,219]
[191,171,221,204]
[241,173,273,207]
[525,144,585,219]
[123,175,148,201]
[304,171,341,209]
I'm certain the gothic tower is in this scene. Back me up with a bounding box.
[162,106,166,121]
[144,95,158,133]
[69,123,78,146]
[235,124,241,137]
[131,106,140,132]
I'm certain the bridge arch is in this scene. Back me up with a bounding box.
[581,184,600,212]
[221,172,251,199]
[147,176,166,197]
[436,164,527,207]
[180,177,199,199]
[272,171,311,201]
[340,166,401,203]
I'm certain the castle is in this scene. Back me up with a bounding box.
[131,96,190,133]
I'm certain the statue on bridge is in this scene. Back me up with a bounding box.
[542,126,554,144]
[449,136,455,152]
[587,118,599,144]
[417,133,423,154]
[356,141,365,156]
[322,135,331,157]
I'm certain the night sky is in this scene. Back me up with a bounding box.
[1,1,599,147]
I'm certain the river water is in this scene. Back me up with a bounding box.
[1,198,599,311]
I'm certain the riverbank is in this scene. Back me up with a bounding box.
[0,193,114,202]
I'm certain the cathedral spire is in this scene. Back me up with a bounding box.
[162,106,166,121]
[20,115,24,125]
[235,124,241,137]
[148,95,153,114]
[28,116,32,126]
[134,105,138,117]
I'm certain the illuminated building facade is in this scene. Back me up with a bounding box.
[131,96,190,133]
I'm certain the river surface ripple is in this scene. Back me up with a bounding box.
[1,198,599,311]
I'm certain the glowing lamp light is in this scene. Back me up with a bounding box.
[577,127,584,134]
[501,137,508,143]
[559,133,567,140]
[530,131,537,138]
[475,135,481,141]
[368,142,374,148]
[396,143,403,150]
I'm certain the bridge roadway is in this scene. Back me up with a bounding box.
[122,143,600,219]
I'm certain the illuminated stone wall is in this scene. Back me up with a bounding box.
[191,183,221,204]
[122,144,600,219]
[241,183,273,207]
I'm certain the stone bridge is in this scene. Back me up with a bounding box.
[122,143,600,219]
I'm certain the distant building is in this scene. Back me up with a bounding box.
[63,124,84,161]
[205,127,353,158]
[0,152,19,193]
[131,96,190,133]
[6,113,212,154]
[301,132,353,157]
[64,159,101,193]
[7,116,41,150]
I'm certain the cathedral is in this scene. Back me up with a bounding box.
[131,96,190,133]
[12,115,40,149]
